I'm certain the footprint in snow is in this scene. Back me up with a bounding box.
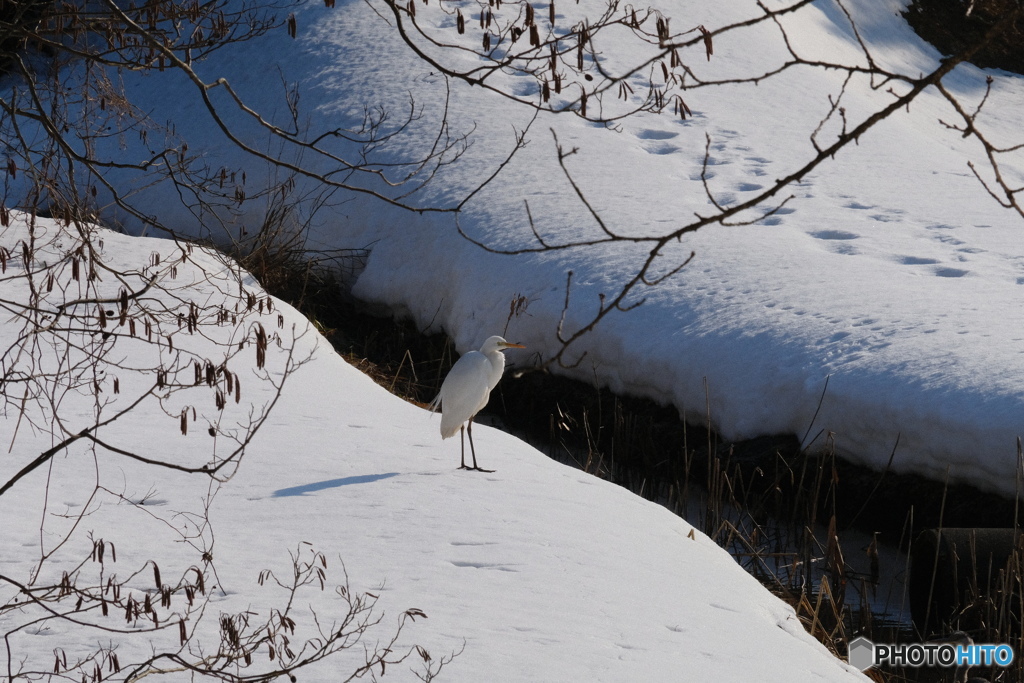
[809,229,859,241]
[934,267,969,278]
[635,129,679,140]
[642,142,681,155]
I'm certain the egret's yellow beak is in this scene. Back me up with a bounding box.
[501,342,525,349]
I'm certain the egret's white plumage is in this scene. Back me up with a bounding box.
[430,335,524,471]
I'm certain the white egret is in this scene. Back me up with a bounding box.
[429,335,525,472]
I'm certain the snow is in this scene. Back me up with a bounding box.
[336,0,1024,496]
[4,0,1024,672]
[0,214,868,680]
[5,0,1014,496]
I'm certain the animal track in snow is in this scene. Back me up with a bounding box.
[643,142,681,155]
[808,227,859,255]
[934,267,969,278]
[897,256,940,265]
[809,229,859,241]
[636,129,678,140]
[633,128,681,154]
[759,206,795,225]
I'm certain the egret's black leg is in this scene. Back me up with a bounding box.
[466,418,494,473]
[458,425,470,470]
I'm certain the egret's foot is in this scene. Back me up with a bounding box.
[469,466,495,473]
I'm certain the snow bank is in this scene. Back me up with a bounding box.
[8,0,1024,495]
[0,214,868,680]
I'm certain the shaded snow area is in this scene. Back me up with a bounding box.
[16,0,1022,495]
[0,215,868,680]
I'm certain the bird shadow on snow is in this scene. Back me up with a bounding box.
[272,473,400,497]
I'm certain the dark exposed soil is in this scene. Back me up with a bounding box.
[904,0,1024,74]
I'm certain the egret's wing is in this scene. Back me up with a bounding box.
[437,351,491,439]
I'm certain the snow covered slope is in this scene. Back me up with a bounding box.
[0,215,868,681]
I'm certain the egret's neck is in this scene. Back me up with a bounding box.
[486,350,506,391]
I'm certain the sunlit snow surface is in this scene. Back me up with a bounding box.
[60,0,1024,495]
[0,216,868,680]
[9,0,1024,500]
